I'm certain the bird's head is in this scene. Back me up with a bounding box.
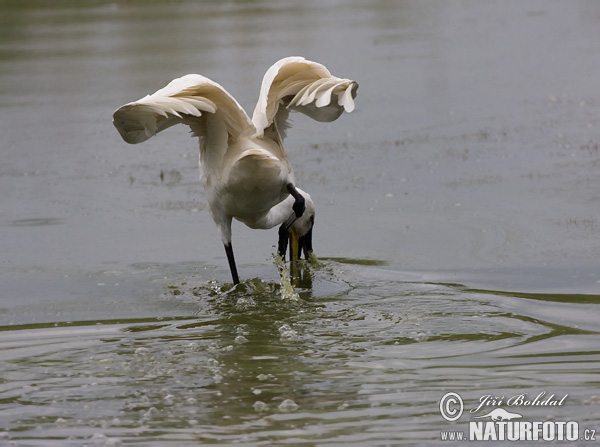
[290,191,315,260]
[278,188,315,261]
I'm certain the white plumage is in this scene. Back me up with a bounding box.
[113,56,358,284]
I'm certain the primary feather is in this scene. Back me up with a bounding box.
[252,56,358,140]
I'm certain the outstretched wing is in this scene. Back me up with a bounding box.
[113,74,254,144]
[113,75,255,179]
[252,56,358,140]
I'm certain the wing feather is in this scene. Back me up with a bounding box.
[252,56,358,140]
[113,74,253,145]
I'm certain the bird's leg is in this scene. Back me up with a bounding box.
[278,224,290,259]
[224,242,240,285]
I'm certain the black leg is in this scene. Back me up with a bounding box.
[278,223,289,259]
[224,242,240,285]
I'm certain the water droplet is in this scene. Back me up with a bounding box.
[278,399,299,412]
[143,407,159,418]
[236,326,249,335]
[134,347,149,356]
[185,342,199,352]
[234,335,248,344]
[236,296,256,309]
[278,324,299,341]
[253,401,269,412]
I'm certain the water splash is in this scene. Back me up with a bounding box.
[273,253,300,301]
[307,251,322,266]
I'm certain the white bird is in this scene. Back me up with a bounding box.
[113,56,358,284]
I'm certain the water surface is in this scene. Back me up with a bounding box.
[1,1,599,445]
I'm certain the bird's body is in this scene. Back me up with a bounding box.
[204,136,293,233]
[113,57,357,284]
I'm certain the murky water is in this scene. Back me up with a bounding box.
[2,1,600,445]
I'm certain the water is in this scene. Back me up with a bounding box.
[2,1,600,445]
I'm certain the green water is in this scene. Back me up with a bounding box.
[1,0,600,445]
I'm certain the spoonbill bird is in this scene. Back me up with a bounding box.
[113,56,358,284]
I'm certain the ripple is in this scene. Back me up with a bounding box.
[7,218,64,227]
[0,262,599,444]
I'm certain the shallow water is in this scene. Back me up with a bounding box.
[1,261,599,445]
[2,0,600,445]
